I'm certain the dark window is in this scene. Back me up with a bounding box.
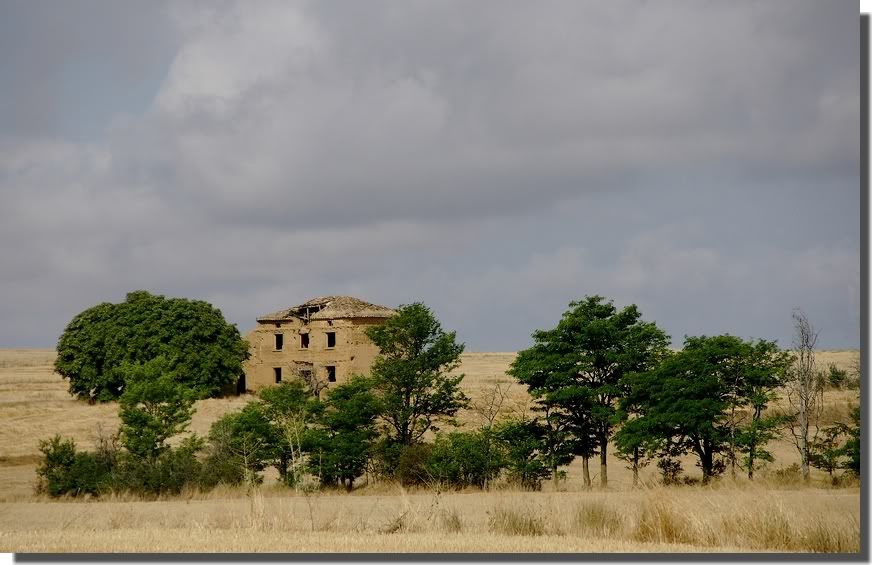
[326,366,336,382]
[326,332,336,348]
[301,333,309,349]
[274,333,283,350]
[274,367,282,383]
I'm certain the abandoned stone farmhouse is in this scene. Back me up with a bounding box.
[242,296,395,394]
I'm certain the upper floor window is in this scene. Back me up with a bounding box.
[274,333,283,351]
[301,333,309,349]
[326,332,336,348]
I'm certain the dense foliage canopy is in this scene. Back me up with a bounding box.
[620,335,792,481]
[366,302,468,446]
[509,295,670,487]
[55,290,249,401]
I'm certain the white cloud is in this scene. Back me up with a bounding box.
[0,1,860,349]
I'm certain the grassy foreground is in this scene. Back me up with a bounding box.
[0,486,859,553]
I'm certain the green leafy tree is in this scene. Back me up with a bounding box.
[725,339,792,479]
[307,376,381,490]
[493,417,551,490]
[538,403,579,488]
[55,290,249,401]
[842,406,860,476]
[613,414,657,488]
[257,381,323,485]
[736,414,786,480]
[623,335,789,482]
[117,357,195,461]
[208,403,281,486]
[509,296,670,487]
[366,302,468,447]
[808,423,848,483]
[624,342,729,482]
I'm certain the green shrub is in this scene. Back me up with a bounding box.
[109,437,204,496]
[370,440,434,485]
[657,457,683,485]
[826,364,848,389]
[207,404,279,484]
[493,418,551,490]
[197,452,246,489]
[396,443,434,486]
[426,431,505,489]
[36,435,113,497]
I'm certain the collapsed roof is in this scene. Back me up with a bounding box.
[256,296,396,323]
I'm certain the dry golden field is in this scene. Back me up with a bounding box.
[0,348,861,553]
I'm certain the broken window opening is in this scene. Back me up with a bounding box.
[274,333,283,350]
[326,332,336,348]
[274,367,282,384]
[326,366,336,383]
[301,333,309,349]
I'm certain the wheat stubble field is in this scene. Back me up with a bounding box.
[0,349,861,553]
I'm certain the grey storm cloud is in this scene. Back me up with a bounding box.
[0,0,861,351]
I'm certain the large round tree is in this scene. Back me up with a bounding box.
[55,290,249,401]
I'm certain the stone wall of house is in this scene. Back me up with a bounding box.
[242,316,386,393]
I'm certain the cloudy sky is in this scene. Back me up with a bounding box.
[0,1,861,351]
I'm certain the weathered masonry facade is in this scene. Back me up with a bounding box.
[242,296,395,394]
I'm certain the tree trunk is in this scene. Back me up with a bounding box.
[278,453,289,482]
[747,405,762,480]
[582,456,591,489]
[799,401,810,482]
[632,446,640,488]
[693,438,713,483]
[729,405,737,480]
[700,442,713,483]
[599,438,608,488]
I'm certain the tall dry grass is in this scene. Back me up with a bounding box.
[0,486,859,552]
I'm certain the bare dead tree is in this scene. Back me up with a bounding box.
[784,309,824,483]
[469,381,511,490]
[282,412,311,491]
[470,380,511,429]
[297,366,327,399]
